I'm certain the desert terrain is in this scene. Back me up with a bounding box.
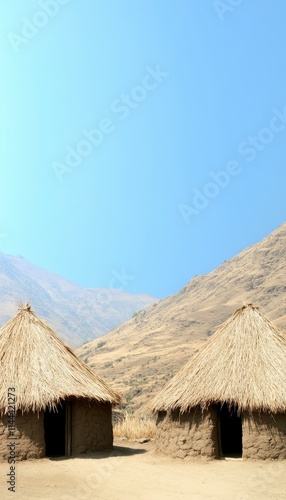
[0,439,285,499]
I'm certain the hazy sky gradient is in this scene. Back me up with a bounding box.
[1,0,286,298]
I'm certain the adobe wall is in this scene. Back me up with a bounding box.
[155,406,219,459]
[72,400,113,454]
[0,411,45,462]
[242,412,286,460]
[0,401,114,460]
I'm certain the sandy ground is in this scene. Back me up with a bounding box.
[0,439,286,500]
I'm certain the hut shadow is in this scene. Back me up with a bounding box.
[112,445,147,456]
[48,445,147,461]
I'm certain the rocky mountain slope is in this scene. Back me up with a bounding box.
[77,222,286,410]
[0,253,156,347]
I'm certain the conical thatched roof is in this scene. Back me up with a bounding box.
[151,304,286,414]
[0,303,122,414]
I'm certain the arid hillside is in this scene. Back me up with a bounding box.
[77,222,286,410]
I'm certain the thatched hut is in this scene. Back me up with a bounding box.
[151,304,286,460]
[0,303,122,461]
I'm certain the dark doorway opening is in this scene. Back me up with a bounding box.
[219,404,242,457]
[44,402,66,457]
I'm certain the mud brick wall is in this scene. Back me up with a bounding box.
[0,412,45,462]
[72,401,113,454]
[0,401,114,460]
[155,406,219,459]
[242,412,286,460]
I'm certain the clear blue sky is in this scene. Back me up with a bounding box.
[1,0,285,298]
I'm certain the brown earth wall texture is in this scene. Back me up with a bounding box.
[0,402,114,461]
[155,407,219,459]
[72,401,113,453]
[242,412,286,460]
[0,412,45,462]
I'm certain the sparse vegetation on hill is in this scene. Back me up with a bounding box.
[77,222,286,412]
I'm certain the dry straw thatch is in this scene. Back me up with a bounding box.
[0,303,122,414]
[151,304,286,414]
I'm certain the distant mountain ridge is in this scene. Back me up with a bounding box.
[0,253,156,347]
[77,222,286,410]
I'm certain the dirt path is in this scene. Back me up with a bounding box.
[0,439,286,499]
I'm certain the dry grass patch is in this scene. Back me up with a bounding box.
[113,411,156,439]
